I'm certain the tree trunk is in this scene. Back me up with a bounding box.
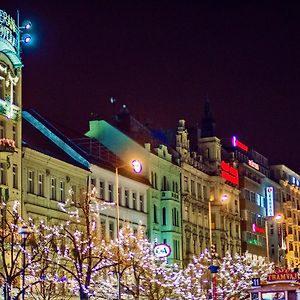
[79,286,89,300]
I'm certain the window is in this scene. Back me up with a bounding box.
[109,221,114,240]
[173,240,180,260]
[99,181,104,199]
[139,195,144,212]
[51,177,57,200]
[154,173,157,189]
[0,121,5,139]
[132,192,137,210]
[28,170,34,193]
[154,204,158,223]
[71,185,76,203]
[101,219,106,240]
[203,186,208,199]
[12,164,17,189]
[197,183,201,199]
[184,176,188,192]
[191,180,195,195]
[162,176,168,191]
[162,207,166,225]
[12,124,17,147]
[172,208,179,226]
[108,184,113,202]
[60,181,65,202]
[125,190,129,207]
[90,177,96,186]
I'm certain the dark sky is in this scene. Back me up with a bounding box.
[4,1,300,173]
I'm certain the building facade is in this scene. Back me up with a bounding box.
[271,164,300,268]
[0,9,23,216]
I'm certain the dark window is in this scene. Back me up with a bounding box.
[162,207,166,225]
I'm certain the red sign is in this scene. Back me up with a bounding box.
[252,224,265,234]
[221,161,239,185]
[232,136,249,152]
[267,271,298,282]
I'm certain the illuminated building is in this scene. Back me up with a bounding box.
[0,10,23,215]
[22,109,149,237]
[223,136,281,262]
[176,119,241,264]
[270,165,300,268]
[85,107,182,264]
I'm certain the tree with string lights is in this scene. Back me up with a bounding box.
[217,252,274,299]
[50,187,117,300]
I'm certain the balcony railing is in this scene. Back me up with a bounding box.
[161,191,179,201]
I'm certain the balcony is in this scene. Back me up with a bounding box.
[161,191,179,201]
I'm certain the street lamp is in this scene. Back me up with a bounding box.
[208,194,228,300]
[274,213,285,265]
[115,159,142,300]
[18,225,32,300]
[16,10,32,57]
[265,213,285,264]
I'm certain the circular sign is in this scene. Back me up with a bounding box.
[153,243,171,258]
[132,159,142,173]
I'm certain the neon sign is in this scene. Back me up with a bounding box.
[232,136,249,152]
[252,223,265,234]
[221,161,239,185]
[266,187,274,217]
[248,160,259,171]
[0,10,18,53]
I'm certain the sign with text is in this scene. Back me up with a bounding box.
[153,243,171,258]
[221,161,239,185]
[232,136,249,152]
[266,187,274,217]
[267,271,298,282]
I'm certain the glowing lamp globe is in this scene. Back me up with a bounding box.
[132,160,142,173]
[23,34,31,44]
[22,20,32,30]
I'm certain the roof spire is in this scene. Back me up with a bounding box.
[200,97,216,137]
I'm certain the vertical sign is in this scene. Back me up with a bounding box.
[266,187,274,217]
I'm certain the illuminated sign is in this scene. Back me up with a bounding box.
[266,187,274,217]
[153,243,171,258]
[267,271,298,282]
[221,161,239,185]
[252,223,265,234]
[248,160,259,171]
[232,136,249,152]
[248,239,258,245]
[0,10,18,53]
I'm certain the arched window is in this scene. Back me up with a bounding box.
[154,204,158,223]
[162,207,166,225]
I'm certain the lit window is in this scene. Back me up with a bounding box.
[38,173,44,196]
[12,124,17,147]
[139,195,144,212]
[109,221,114,240]
[12,164,17,189]
[108,184,113,202]
[125,190,129,207]
[132,192,137,210]
[51,177,57,200]
[60,181,65,202]
[99,180,104,199]
[28,170,34,193]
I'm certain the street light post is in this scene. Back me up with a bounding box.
[115,159,142,300]
[208,194,228,300]
[18,225,31,300]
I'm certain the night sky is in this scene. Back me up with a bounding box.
[4,1,300,173]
